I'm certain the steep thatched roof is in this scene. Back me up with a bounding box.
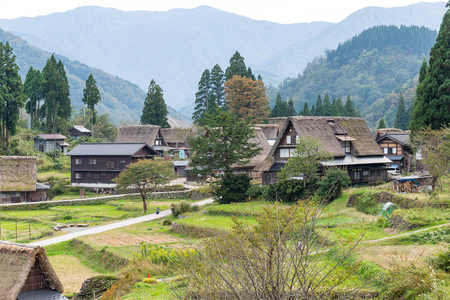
[267,117,288,127]
[255,124,279,140]
[255,117,383,172]
[0,241,64,300]
[116,125,167,146]
[233,128,272,169]
[0,157,36,192]
[374,128,409,140]
[161,128,192,145]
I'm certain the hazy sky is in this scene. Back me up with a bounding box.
[0,0,444,23]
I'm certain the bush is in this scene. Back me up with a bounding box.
[142,277,157,284]
[428,246,450,273]
[215,173,251,204]
[354,191,382,215]
[317,168,351,202]
[171,200,194,217]
[246,185,269,200]
[162,217,173,226]
[265,179,304,202]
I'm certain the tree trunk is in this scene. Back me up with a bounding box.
[140,189,147,214]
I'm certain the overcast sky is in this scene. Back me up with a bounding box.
[0,1,444,23]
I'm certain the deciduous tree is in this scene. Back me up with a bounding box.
[113,159,176,213]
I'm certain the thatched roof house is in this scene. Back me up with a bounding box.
[256,117,391,185]
[0,240,66,300]
[0,156,36,192]
[161,128,192,148]
[255,124,279,146]
[116,125,169,155]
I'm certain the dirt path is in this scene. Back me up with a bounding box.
[29,198,214,247]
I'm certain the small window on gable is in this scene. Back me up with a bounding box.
[342,141,351,154]
[286,135,291,144]
[280,149,290,158]
[327,120,335,125]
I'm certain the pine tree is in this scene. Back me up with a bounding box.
[310,105,316,116]
[82,74,102,137]
[192,69,212,125]
[378,118,386,129]
[24,66,44,130]
[287,98,296,116]
[270,93,288,117]
[210,64,225,108]
[41,55,71,133]
[141,79,169,128]
[0,42,26,149]
[225,51,248,80]
[394,94,408,130]
[322,94,331,116]
[335,97,344,116]
[315,95,323,116]
[300,102,312,116]
[247,67,256,80]
[344,95,356,117]
[410,6,450,130]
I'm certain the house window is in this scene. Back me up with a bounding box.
[107,162,115,169]
[383,148,388,154]
[119,160,126,164]
[93,173,99,179]
[101,173,106,177]
[89,159,97,165]
[75,173,82,179]
[354,172,361,180]
[342,141,351,153]
[86,173,92,178]
[280,149,290,158]
[286,135,291,144]
[75,159,82,165]
[391,147,397,154]
[363,170,368,176]
[154,139,161,146]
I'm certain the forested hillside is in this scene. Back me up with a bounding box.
[275,25,437,130]
[0,28,187,124]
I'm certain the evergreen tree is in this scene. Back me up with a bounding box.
[141,79,169,128]
[225,51,248,80]
[24,66,43,130]
[300,102,312,116]
[335,97,344,116]
[41,55,71,133]
[247,67,256,80]
[82,74,102,137]
[315,95,323,116]
[192,69,213,125]
[410,5,450,131]
[378,118,386,129]
[210,64,225,108]
[322,94,331,116]
[329,98,340,116]
[271,93,288,117]
[344,95,356,117]
[0,42,26,149]
[310,104,316,116]
[287,98,296,116]
[394,94,409,130]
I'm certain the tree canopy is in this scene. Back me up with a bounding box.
[141,79,169,128]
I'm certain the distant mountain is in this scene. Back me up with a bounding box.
[0,3,446,119]
[276,25,438,130]
[0,28,188,124]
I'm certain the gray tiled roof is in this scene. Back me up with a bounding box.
[18,288,68,300]
[387,133,410,146]
[67,143,150,156]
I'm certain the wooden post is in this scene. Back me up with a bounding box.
[29,218,31,239]
[16,220,18,242]
[0,214,2,240]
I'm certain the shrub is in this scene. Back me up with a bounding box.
[162,217,172,226]
[246,185,269,200]
[142,277,157,284]
[215,173,251,204]
[428,246,450,273]
[317,168,351,202]
[354,191,382,215]
[171,200,194,217]
[266,179,305,202]
[133,242,195,265]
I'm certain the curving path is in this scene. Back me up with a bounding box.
[29,198,214,247]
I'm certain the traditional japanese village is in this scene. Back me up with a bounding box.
[0,1,450,299]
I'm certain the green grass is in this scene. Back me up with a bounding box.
[37,171,71,181]
[123,281,182,300]
[175,213,257,230]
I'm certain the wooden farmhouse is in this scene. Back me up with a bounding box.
[116,125,170,156]
[161,128,192,159]
[0,240,67,300]
[374,128,413,172]
[34,134,69,154]
[256,116,392,185]
[69,125,92,139]
[255,124,280,146]
[67,143,158,188]
[0,156,49,203]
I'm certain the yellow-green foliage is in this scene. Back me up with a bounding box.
[142,277,158,284]
[133,242,195,265]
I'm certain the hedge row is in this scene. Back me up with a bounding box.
[347,191,426,209]
[170,222,224,239]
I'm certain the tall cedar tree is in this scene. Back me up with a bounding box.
[225,75,270,124]
[300,102,312,116]
[287,98,297,116]
[394,94,409,130]
[82,74,101,137]
[271,93,289,117]
[24,66,44,130]
[344,96,357,117]
[315,95,323,116]
[410,5,450,131]
[41,55,71,133]
[141,79,169,128]
[378,118,387,129]
[210,64,225,108]
[322,94,331,116]
[189,110,262,177]
[225,51,248,80]
[193,69,213,125]
[0,42,26,149]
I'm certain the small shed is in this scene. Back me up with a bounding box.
[69,125,92,139]
[0,240,67,300]
[173,160,189,176]
[34,134,68,154]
